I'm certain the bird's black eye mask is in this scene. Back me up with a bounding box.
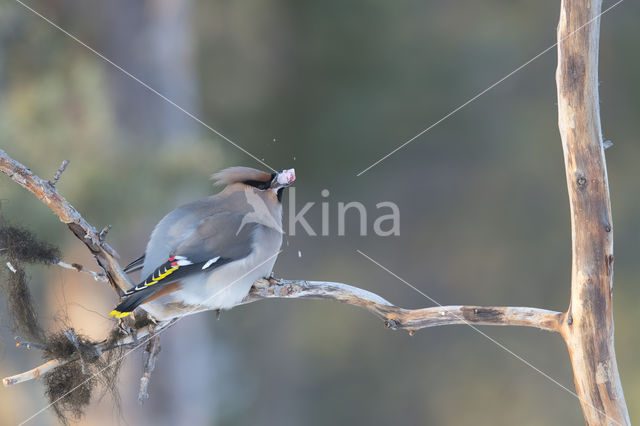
[243,176,285,202]
[242,175,275,191]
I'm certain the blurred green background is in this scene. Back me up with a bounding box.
[0,0,638,425]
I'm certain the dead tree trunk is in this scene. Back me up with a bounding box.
[556,0,630,424]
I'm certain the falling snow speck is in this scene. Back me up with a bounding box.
[297,250,302,258]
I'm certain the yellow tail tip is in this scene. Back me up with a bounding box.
[110,310,131,318]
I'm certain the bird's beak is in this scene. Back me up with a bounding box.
[273,168,296,188]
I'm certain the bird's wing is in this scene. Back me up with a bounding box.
[110,211,257,318]
[175,211,256,261]
[123,254,145,273]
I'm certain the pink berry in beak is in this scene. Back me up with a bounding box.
[277,168,296,185]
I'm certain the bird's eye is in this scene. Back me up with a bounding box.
[243,180,271,190]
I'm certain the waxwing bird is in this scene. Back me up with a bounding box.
[110,167,296,321]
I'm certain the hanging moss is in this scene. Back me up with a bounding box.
[0,222,61,341]
[43,360,95,424]
[41,329,124,424]
[0,224,61,265]
[0,221,128,423]
[1,264,44,342]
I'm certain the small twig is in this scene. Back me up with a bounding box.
[2,359,60,386]
[64,328,88,374]
[99,224,112,241]
[49,159,70,187]
[56,261,107,282]
[138,335,161,405]
[6,261,17,273]
[15,341,46,350]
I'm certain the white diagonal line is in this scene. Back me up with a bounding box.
[356,249,622,426]
[19,250,283,425]
[12,0,276,173]
[356,0,624,176]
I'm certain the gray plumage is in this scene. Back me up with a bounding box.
[112,166,295,321]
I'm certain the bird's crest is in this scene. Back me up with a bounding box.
[211,167,273,186]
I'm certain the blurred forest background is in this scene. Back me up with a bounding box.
[0,0,638,425]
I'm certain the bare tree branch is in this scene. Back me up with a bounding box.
[555,0,630,423]
[0,149,131,294]
[3,277,562,388]
[2,359,61,387]
[246,278,563,333]
[2,321,170,387]
[48,159,69,187]
[138,335,161,404]
[55,261,107,282]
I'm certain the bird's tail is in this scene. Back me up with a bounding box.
[110,288,158,318]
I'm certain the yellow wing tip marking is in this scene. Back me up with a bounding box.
[144,266,179,287]
[111,263,181,316]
